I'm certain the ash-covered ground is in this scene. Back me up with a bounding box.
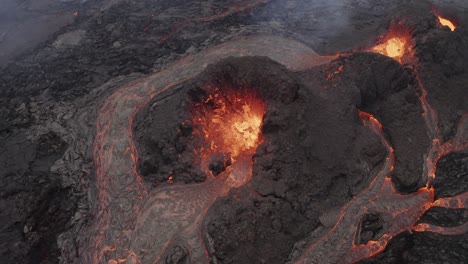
[0,0,467,264]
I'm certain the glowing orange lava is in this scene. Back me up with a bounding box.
[193,87,265,170]
[326,65,344,81]
[437,16,456,31]
[370,23,414,64]
[433,9,457,31]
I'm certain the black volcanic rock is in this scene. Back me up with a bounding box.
[0,131,74,263]
[414,25,468,141]
[298,52,430,193]
[336,52,430,192]
[360,151,468,264]
[433,152,468,199]
[359,231,468,264]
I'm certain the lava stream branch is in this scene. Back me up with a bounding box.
[296,103,467,263]
[433,193,468,209]
[295,111,399,264]
[413,222,468,236]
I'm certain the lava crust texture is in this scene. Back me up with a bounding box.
[1,1,467,264]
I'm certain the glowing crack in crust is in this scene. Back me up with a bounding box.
[87,36,333,264]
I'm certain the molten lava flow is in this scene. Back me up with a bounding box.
[370,22,414,64]
[192,87,265,172]
[295,106,468,264]
[433,9,457,31]
[437,16,456,31]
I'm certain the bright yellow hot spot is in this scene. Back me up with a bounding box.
[437,16,456,31]
[193,87,265,161]
[372,36,409,63]
[368,22,414,64]
[229,104,264,157]
[373,37,405,58]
